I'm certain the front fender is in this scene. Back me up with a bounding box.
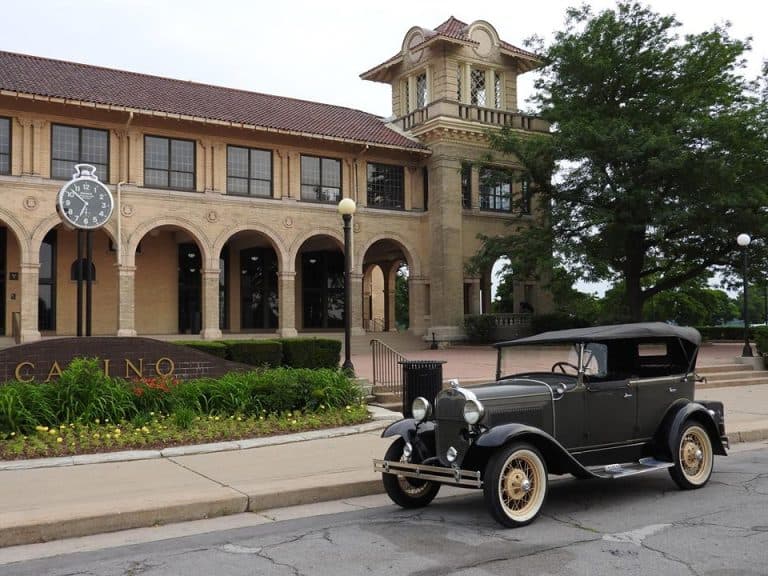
[476,423,596,478]
[662,401,728,458]
[381,419,435,442]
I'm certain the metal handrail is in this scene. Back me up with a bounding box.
[370,338,406,395]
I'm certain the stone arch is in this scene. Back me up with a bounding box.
[0,206,31,259]
[212,222,289,274]
[288,227,344,271]
[31,213,118,255]
[357,232,421,277]
[126,216,211,268]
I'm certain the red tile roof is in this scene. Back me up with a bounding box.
[362,16,539,79]
[0,51,427,152]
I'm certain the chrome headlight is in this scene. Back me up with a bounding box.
[463,399,484,425]
[411,396,432,422]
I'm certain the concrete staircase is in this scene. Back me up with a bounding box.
[696,363,768,389]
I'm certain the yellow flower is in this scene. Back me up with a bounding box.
[10,432,15,437]
[114,429,122,435]
[49,429,57,435]
[237,417,242,421]
[93,433,100,439]
[56,437,63,443]
[105,434,112,439]
[259,416,264,421]
[95,419,100,424]
[214,416,220,421]
[291,419,297,424]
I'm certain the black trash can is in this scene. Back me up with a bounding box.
[399,360,446,417]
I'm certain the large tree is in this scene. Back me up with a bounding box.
[477,2,768,320]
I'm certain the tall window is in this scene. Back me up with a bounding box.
[457,65,463,102]
[227,146,272,196]
[301,155,341,203]
[38,230,56,331]
[0,117,9,175]
[403,79,411,114]
[51,124,109,181]
[479,167,512,212]
[521,178,532,214]
[471,68,487,106]
[494,71,503,108]
[461,163,472,209]
[367,163,404,210]
[416,72,427,108]
[144,136,195,190]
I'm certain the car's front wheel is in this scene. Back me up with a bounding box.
[381,437,441,508]
[484,442,548,527]
[669,421,713,490]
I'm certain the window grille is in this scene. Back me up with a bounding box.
[471,68,487,106]
[51,124,109,180]
[367,163,404,210]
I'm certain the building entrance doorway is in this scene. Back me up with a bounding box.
[178,243,201,333]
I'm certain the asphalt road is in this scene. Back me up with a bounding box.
[2,443,767,576]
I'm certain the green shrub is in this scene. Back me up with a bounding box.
[52,358,136,425]
[0,358,361,434]
[172,406,196,430]
[695,326,757,341]
[463,315,497,343]
[226,340,283,367]
[280,339,341,369]
[174,341,230,359]
[531,313,592,334]
[754,327,768,356]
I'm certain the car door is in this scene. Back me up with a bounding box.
[584,377,636,446]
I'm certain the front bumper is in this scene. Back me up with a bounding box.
[373,459,482,488]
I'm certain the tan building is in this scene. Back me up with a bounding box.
[0,16,550,344]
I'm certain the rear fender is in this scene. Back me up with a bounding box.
[655,401,727,459]
[476,423,596,478]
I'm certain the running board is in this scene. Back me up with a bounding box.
[589,457,674,479]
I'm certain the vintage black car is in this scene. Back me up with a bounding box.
[374,323,728,527]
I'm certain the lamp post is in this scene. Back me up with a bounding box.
[737,233,753,357]
[338,198,357,373]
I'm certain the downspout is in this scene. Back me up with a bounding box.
[117,111,134,266]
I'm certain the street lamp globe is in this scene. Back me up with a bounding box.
[338,197,356,216]
[737,233,751,247]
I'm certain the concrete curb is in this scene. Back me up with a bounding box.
[0,494,249,549]
[0,409,399,472]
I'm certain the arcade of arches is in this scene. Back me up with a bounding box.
[2,220,515,340]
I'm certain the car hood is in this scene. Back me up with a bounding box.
[468,378,553,402]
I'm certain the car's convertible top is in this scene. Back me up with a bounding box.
[495,322,701,348]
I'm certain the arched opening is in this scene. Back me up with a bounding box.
[296,235,344,330]
[37,225,117,335]
[219,230,280,332]
[0,223,21,338]
[134,225,205,335]
[490,256,514,313]
[362,239,412,332]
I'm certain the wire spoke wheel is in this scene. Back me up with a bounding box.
[382,438,440,508]
[485,443,547,527]
[670,422,714,490]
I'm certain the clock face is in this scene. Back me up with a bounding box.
[57,178,114,229]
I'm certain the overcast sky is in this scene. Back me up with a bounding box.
[3,0,764,297]
[2,0,765,118]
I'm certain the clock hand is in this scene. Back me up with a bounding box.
[78,202,87,218]
[71,190,86,204]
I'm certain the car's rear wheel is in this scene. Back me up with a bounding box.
[381,437,441,508]
[669,421,713,490]
[484,442,547,527]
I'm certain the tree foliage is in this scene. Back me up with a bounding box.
[476,2,768,320]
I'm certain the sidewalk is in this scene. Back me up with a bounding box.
[0,343,766,548]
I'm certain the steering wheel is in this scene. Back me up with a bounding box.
[551,361,579,374]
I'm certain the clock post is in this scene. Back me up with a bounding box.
[56,164,115,336]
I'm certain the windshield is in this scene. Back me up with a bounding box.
[497,342,608,379]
